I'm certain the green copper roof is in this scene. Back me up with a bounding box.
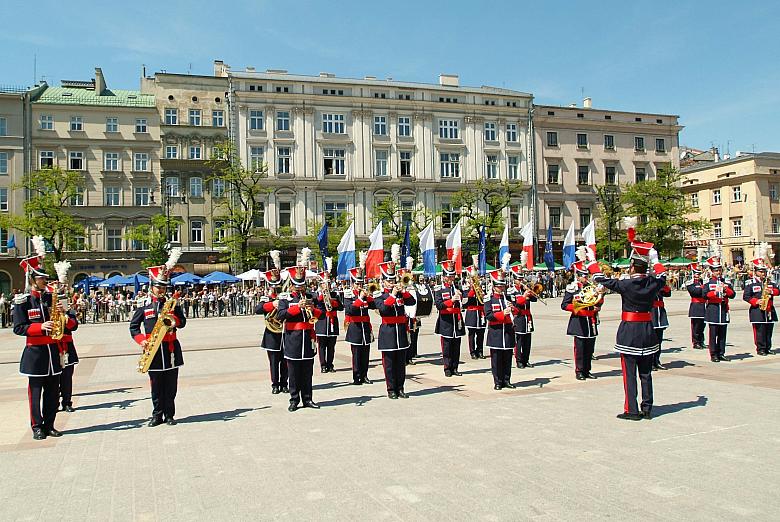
[34,87,155,108]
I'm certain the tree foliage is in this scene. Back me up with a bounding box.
[594,184,626,261]
[124,214,183,268]
[372,195,436,259]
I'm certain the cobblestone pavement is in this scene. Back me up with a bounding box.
[0,295,778,521]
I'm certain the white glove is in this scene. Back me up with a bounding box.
[648,248,659,265]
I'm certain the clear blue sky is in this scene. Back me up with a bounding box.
[2,0,778,153]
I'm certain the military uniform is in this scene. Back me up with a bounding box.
[651,284,671,369]
[509,280,536,368]
[700,259,736,361]
[315,280,343,373]
[484,272,517,389]
[561,273,602,380]
[742,261,779,355]
[434,274,466,376]
[463,276,486,359]
[685,266,707,349]
[404,279,420,364]
[255,281,287,393]
[57,307,80,411]
[343,284,376,384]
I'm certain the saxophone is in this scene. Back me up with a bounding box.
[137,293,179,373]
[470,272,485,304]
[49,284,68,341]
[759,278,771,312]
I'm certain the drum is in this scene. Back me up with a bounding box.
[415,284,433,317]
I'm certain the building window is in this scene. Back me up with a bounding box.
[375,150,388,177]
[212,178,225,198]
[39,115,53,130]
[276,111,290,131]
[580,208,592,230]
[732,185,742,202]
[691,192,699,207]
[771,184,779,201]
[441,203,461,229]
[398,116,411,137]
[69,151,84,170]
[189,220,203,243]
[277,147,291,174]
[0,228,7,253]
[212,110,224,127]
[250,146,264,171]
[604,134,615,150]
[134,186,150,206]
[605,165,617,185]
[70,187,84,206]
[189,145,202,160]
[134,153,149,172]
[712,189,721,204]
[164,108,178,125]
[131,237,149,251]
[165,177,180,197]
[39,150,54,169]
[374,116,387,136]
[165,145,178,159]
[656,138,666,152]
[105,186,120,206]
[189,109,201,126]
[0,188,7,211]
[190,177,203,198]
[549,206,561,229]
[507,156,519,180]
[248,110,264,130]
[214,220,227,243]
[106,228,122,251]
[506,123,518,142]
[440,152,460,178]
[547,164,560,185]
[576,133,588,149]
[485,154,498,179]
[135,118,147,133]
[438,119,459,139]
[635,167,646,183]
[732,219,742,237]
[400,151,412,177]
[509,204,522,229]
[577,164,590,185]
[106,117,118,133]
[0,152,8,174]
[635,136,645,151]
[484,122,497,141]
[322,113,345,134]
[547,131,558,147]
[713,221,722,238]
[252,203,265,228]
[278,201,292,228]
[324,201,348,227]
[70,116,83,131]
[772,217,779,234]
[323,148,345,176]
[104,152,119,171]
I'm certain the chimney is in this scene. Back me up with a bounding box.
[439,74,459,87]
[583,97,592,109]
[214,60,230,77]
[94,67,106,93]
[711,146,720,162]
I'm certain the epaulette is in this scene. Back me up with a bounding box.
[13,293,29,305]
[372,291,383,299]
[278,292,291,300]
[565,282,579,293]
[342,289,355,299]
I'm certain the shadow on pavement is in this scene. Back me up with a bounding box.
[653,395,708,417]
[312,381,353,391]
[178,407,267,424]
[725,352,753,361]
[513,376,559,388]
[532,358,565,367]
[662,346,684,353]
[661,360,697,369]
[73,398,147,411]
[591,369,624,378]
[460,367,493,376]
[66,418,149,435]
[408,384,465,397]
[317,395,383,408]
[73,387,141,397]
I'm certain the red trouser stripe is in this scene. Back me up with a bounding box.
[753,325,758,350]
[620,354,629,414]
[28,383,34,427]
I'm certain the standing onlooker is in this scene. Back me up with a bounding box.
[0,292,8,328]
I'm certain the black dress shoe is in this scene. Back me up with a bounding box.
[479,354,487,359]
[444,370,452,377]
[397,389,409,399]
[271,386,280,394]
[655,364,667,370]
[585,373,597,379]
[321,367,328,373]
[452,370,462,376]
[45,427,63,437]
[148,416,164,427]
[63,405,75,413]
[388,391,398,399]
[494,385,502,391]
[408,359,416,365]
[718,355,729,362]
[524,362,534,368]
[165,418,177,426]
[32,428,46,440]
[757,350,767,356]
[710,356,720,363]
[303,401,320,409]
[470,353,477,360]
[516,362,522,369]
[352,380,363,385]
[281,386,290,393]
[288,403,298,412]
[616,412,643,421]
[576,372,586,380]
[503,382,516,389]
[641,411,652,420]
[363,377,373,385]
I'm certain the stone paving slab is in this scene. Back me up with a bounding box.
[0,295,778,521]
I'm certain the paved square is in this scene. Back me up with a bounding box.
[0,294,778,521]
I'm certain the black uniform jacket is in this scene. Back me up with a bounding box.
[561,282,601,338]
[13,290,77,377]
[484,292,517,350]
[375,289,416,351]
[129,295,187,372]
[255,293,282,351]
[651,284,671,329]
[277,291,323,360]
[509,287,536,335]
[434,284,466,338]
[701,278,736,324]
[743,277,779,323]
[686,277,707,318]
[342,289,376,345]
[315,290,344,337]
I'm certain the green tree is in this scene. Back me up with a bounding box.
[125,214,183,268]
[206,141,270,272]
[372,195,436,261]
[594,184,626,261]
[0,167,84,261]
[619,165,710,257]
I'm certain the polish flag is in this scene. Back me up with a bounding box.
[582,218,597,258]
[562,220,576,269]
[365,222,384,278]
[519,220,534,270]
[498,223,509,267]
[445,219,463,273]
[336,222,356,280]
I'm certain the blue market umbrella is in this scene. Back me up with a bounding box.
[201,271,240,284]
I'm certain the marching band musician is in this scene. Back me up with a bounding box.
[700,256,736,363]
[408,274,433,364]
[315,258,343,373]
[484,269,517,390]
[343,259,376,385]
[255,265,288,395]
[434,259,466,377]
[686,263,707,350]
[129,250,187,427]
[52,261,80,413]
[400,257,420,366]
[375,261,416,399]
[13,239,69,440]
[463,257,487,360]
[650,280,672,371]
[586,219,668,421]
[509,260,537,369]
[743,245,778,356]
[277,258,323,412]
[561,247,603,381]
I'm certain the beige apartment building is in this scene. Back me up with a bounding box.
[30,68,160,282]
[140,70,229,271]
[223,63,534,264]
[681,153,780,266]
[533,100,682,251]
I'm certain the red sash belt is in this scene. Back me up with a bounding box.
[26,335,56,346]
[518,310,531,316]
[691,297,706,303]
[489,320,511,326]
[652,300,665,308]
[576,310,596,318]
[622,312,651,322]
[163,332,177,342]
[286,322,314,331]
[466,306,484,312]
[382,316,407,325]
[325,311,338,318]
[345,315,370,323]
[440,308,461,315]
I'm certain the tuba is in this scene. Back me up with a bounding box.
[138,291,179,373]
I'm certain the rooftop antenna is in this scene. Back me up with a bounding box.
[33,53,37,85]
[751,143,756,153]
[188,62,192,75]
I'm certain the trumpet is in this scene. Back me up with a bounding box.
[517,280,547,305]
[320,280,332,313]
[401,273,413,286]
[298,295,318,324]
[367,281,380,295]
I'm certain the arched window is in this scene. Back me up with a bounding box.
[0,271,11,295]
[73,273,89,284]
[108,271,123,279]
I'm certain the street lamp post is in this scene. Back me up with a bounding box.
[599,185,620,263]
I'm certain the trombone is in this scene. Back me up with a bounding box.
[517,279,547,305]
